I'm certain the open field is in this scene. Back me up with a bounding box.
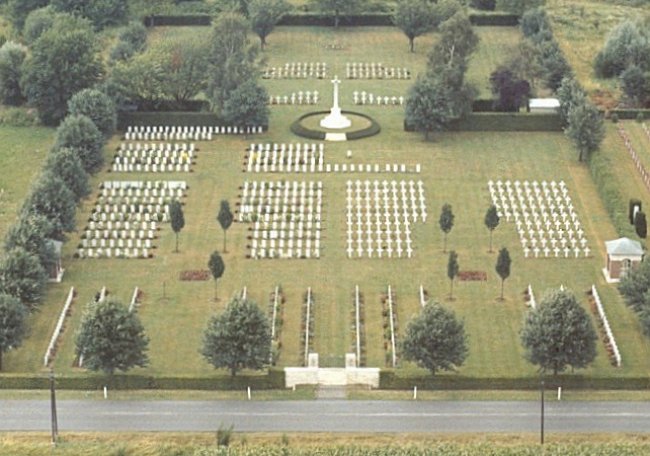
[3,26,649,387]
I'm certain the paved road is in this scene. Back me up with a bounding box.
[2,400,650,433]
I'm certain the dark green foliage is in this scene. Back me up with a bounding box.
[7,0,49,31]
[249,0,292,49]
[4,214,56,272]
[619,259,650,313]
[21,15,103,126]
[22,172,77,239]
[23,7,60,44]
[427,11,479,75]
[521,288,597,375]
[0,294,28,371]
[45,147,91,202]
[311,0,364,27]
[537,39,572,91]
[0,41,27,106]
[471,0,496,10]
[401,301,468,375]
[50,0,129,30]
[484,205,500,252]
[629,199,642,225]
[207,12,261,113]
[208,251,225,300]
[201,297,271,376]
[68,89,117,139]
[635,211,647,239]
[0,247,48,309]
[169,200,185,253]
[221,80,269,128]
[495,247,511,300]
[75,298,149,375]
[110,41,139,63]
[118,21,148,51]
[54,115,105,174]
[566,99,605,162]
[489,68,530,112]
[393,0,436,52]
[217,200,234,253]
[495,0,545,15]
[520,6,550,38]
[556,77,586,127]
[621,65,650,108]
[594,19,650,78]
[447,250,459,300]
[216,424,234,447]
[439,203,454,252]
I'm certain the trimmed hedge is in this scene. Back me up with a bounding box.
[117,111,268,131]
[380,370,650,390]
[142,13,520,28]
[606,109,650,121]
[290,111,381,140]
[0,370,285,390]
[404,113,563,132]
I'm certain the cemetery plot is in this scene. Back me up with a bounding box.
[345,62,410,79]
[268,91,320,105]
[238,180,323,259]
[111,142,196,173]
[244,143,421,174]
[589,285,622,367]
[345,180,427,259]
[382,285,398,368]
[124,125,263,141]
[269,285,285,365]
[351,285,366,367]
[618,125,650,194]
[353,91,404,107]
[301,287,315,366]
[262,62,327,79]
[488,180,590,259]
[76,180,188,259]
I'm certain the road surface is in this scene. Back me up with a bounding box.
[2,400,650,433]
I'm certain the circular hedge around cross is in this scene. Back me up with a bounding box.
[290,111,380,141]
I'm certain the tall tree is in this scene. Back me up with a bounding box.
[484,205,500,253]
[495,247,511,300]
[393,0,435,53]
[68,89,117,139]
[0,41,27,106]
[0,247,48,309]
[221,79,269,128]
[217,200,234,253]
[206,12,261,114]
[53,115,105,174]
[7,0,49,31]
[439,203,454,252]
[556,77,586,127]
[594,19,650,78]
[621,65,650,108]
[635,211,647,239]
[169,200,185,253]
[401,301,468,375]
[201,297,271,377]
[75,298,149,376]
[50,0,129,30]
[536,39,572,92]
[249,0,291,50]
[21,14,103,126]
[23,7,61,45]
[566,99,605,162]
[208,251,226,301]
[0,294,27,371]
[521,288,597,375]
[427,11,479,75]
[45,147,91,202]
[619,259,650,313]
[311,0,362,28]
[22,172,77,239]
[4,214,55,272]
[447,250,459,300]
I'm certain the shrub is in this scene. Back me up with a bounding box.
[0,41,27,106]
[118,21,148,52]
[23,7,59,44]
[68,89,117,138]
[54,114,105,173]
[635,211,647,238]
[520,6,550,38]
[216,424,234,447]
[611,113,619,123]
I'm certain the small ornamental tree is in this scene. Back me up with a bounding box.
[249,0,291,50]
[484,204,500,252]
[0,294,27,371]
[221,80,269,129]
[217,200,234,253]
[393,0,435,53]
[489,67,530,112]
[495,247,511,301]
[23,7,60,44]
[447,250,459,300]
[169,200,185,253]
[521,288,597,375]
[566,100,605,162]
[208,251,226,301]
[0,41,27,106]
[22,172,77,239]
[0,247,48,309]
[53,115,105,174]
[635,211,647,239]
[401,301,468,375]
[45,147,91,202]
[439,203,454,252]
[556,77,586,127]
[68,89,117,138]
[201,297,271,377]
[75,298,149,376]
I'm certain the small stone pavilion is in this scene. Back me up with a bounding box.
[603,237,644,283]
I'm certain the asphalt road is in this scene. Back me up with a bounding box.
[2,400,650,433]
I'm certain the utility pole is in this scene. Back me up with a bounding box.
[50,368,58,445]
[540,379,545,445]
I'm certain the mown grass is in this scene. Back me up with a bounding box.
[3,26,650,387]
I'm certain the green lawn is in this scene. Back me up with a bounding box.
[4,26,650,385]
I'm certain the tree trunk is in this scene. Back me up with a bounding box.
[231,366,237,377]
[260,36,266,50]
[500,278,504,300]
[489,230,493,253]
[449,278,454,300]
[0,351,3,371]
[214,279,219,301]
[175,233,179,253]
[334,9,339,28]
[223,228,227,254]
[409,37,414,53]
[443,233,447,253]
